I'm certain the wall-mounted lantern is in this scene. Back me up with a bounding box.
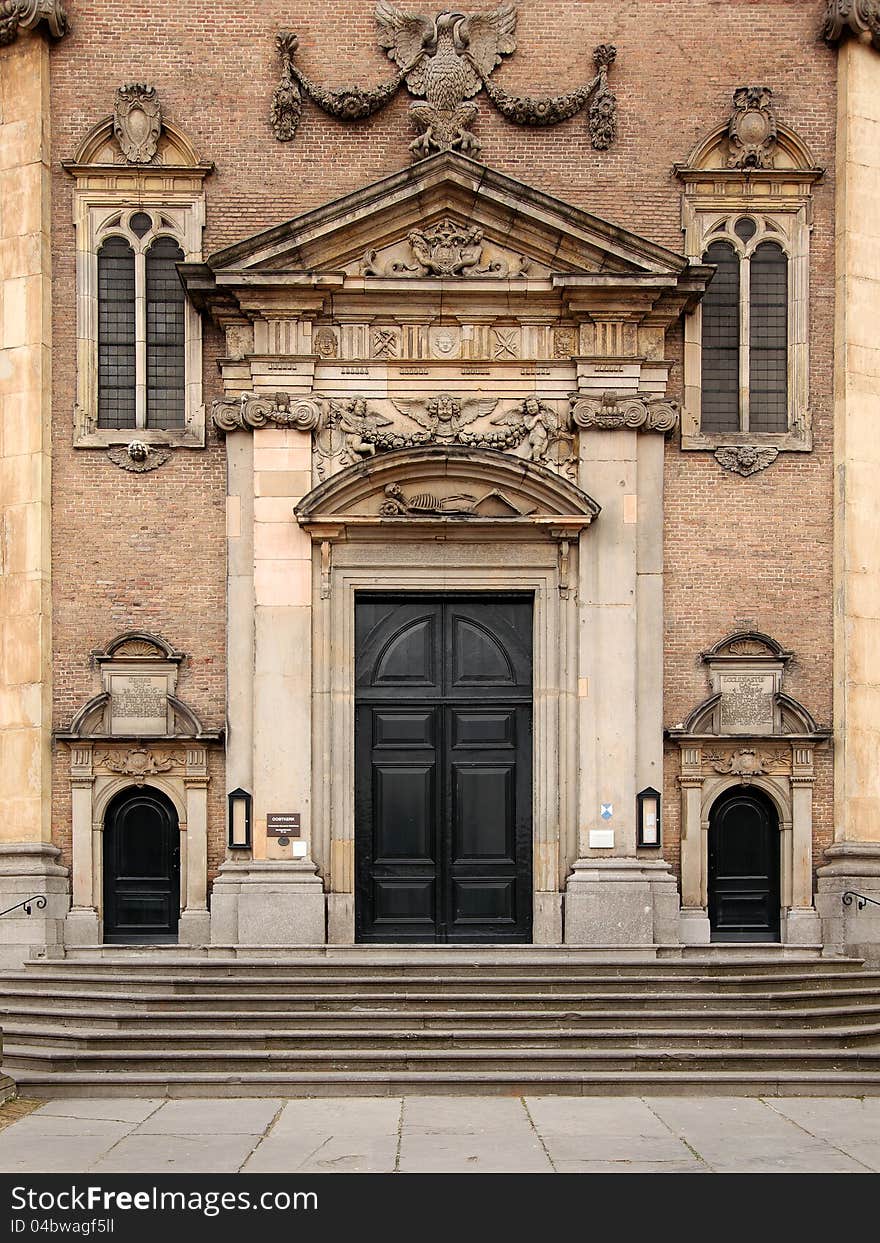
[637,787,662,848]
[228,787,252,850]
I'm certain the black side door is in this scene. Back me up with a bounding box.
[355,594,533,943]
[103,787,180,942]
[708,789,780,941]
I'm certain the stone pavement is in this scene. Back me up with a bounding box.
[0,1096,878,1173]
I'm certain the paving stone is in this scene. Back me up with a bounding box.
[137,1098,282,1134]
[400,1096,551,1173]
[89,1132,261,1174]
[0,1114,134,1139]
[34,1098,164,1124]
[244,1098,400,1173]
[525,1096,672,1136]
[553,1159,708,1174]
[0,1132,124,1173]
[768,1097,880,1144]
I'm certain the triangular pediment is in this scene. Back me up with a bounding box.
[203,152,689,281]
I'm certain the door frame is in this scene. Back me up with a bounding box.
[312,539,577,946]
[707,784,782,942]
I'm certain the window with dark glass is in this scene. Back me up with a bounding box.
[701,240,740,434]
[700,224,789,435]
[97,237,136,429]
[749,241,788,432]
[146,237,186,429]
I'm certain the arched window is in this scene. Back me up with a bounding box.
[699,221,790,435]
[146,237,186,429]
[700,240,740,434]
[97,237,136,429]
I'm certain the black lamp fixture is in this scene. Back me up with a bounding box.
[227,787,252,850]
[637,787,662,848]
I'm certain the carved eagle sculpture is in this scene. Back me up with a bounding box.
[376,2,517,154]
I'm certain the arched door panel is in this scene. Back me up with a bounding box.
[103,787,180,942]
[708,789,780,942]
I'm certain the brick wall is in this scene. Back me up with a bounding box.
[48,0,837,884]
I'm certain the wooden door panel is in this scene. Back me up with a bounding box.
[355,595,532,943]
[103,789,180,943]
[709,791,780,942]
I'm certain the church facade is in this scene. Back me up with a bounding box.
[2,0,879,965]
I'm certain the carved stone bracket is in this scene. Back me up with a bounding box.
[569,391,680,434]
[0,0,68,45]
[714,446,779,477]
[113,83,162,164]
[822,1,880,51]
[727,86,778,169]
[212,392,322,434]
[107,442,170,473]
[270,6,618,159]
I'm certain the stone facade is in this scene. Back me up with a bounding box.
[0,2,877,963]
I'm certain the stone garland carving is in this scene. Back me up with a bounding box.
[270,5,618,159]
[106,441,170,473]
[0,0,68,45]
[95,747,177,786]
[727,86,778,169]
[113,83,162,165]
[569,391,680,434]
[714,445,779,477]
[362,218,531,278]
[822,1,880,51]
[212,391,322,434]
[480,43,618,150]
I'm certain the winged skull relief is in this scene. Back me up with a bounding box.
[271,4,618,159]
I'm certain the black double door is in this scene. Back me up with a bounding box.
[708,789,780,942]
[355,594,533,943]
[103,787,180,943]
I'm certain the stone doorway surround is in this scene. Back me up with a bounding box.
[183,151,713,947]
[667,632,831,946]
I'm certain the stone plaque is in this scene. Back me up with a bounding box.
[110,675,168,736]
[719,673,775,734]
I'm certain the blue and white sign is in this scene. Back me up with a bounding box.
[600,803,614,821]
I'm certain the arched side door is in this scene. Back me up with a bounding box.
[103,786,180,943]
[708,787,780,942]
[355,593,533,944]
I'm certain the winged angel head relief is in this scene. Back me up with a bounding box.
[271,4,618,159]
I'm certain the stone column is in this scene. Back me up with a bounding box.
[565,427,679,944]
[179,747,210,944]
[213,426,324,945]
[817,30,880,963]
[64,744,101,945]
[0,27,68,966]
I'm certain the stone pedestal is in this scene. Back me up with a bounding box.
[817,843,880,965]
[210,859,326,946]
[178,910,211,946]
[64,907,101,946]
[564,858,680,946]
[0,844,69,968]
[679,907,712,945]
[783,907,823,946]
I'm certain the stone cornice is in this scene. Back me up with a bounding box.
[0,0,68,46]
[822,1,880,51]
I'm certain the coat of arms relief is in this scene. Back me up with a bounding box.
[271,3,617,159]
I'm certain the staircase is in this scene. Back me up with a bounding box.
[2,948,880,1097]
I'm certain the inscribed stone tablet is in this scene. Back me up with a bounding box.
[719,673,775,734]
[110,675,167,735]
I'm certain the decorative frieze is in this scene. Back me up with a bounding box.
[94,747,178,786]
[361,218,534,278]
[113,83,162,164]
[270,5,618,159]
[0,0,68,45]
[569,391,680,434]
[822,1,880,51]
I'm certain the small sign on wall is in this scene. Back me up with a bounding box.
[589,829,615,849]
[267,813,301,838]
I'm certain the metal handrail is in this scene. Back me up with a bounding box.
[842,890,880,912]
[0,895,46,919]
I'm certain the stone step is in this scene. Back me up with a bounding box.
[6,1003,880,1029]
[11,1068,880,1099]
[5,1023,880,1051]
[5,1044,880,1076]
[2,986,878,1011]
